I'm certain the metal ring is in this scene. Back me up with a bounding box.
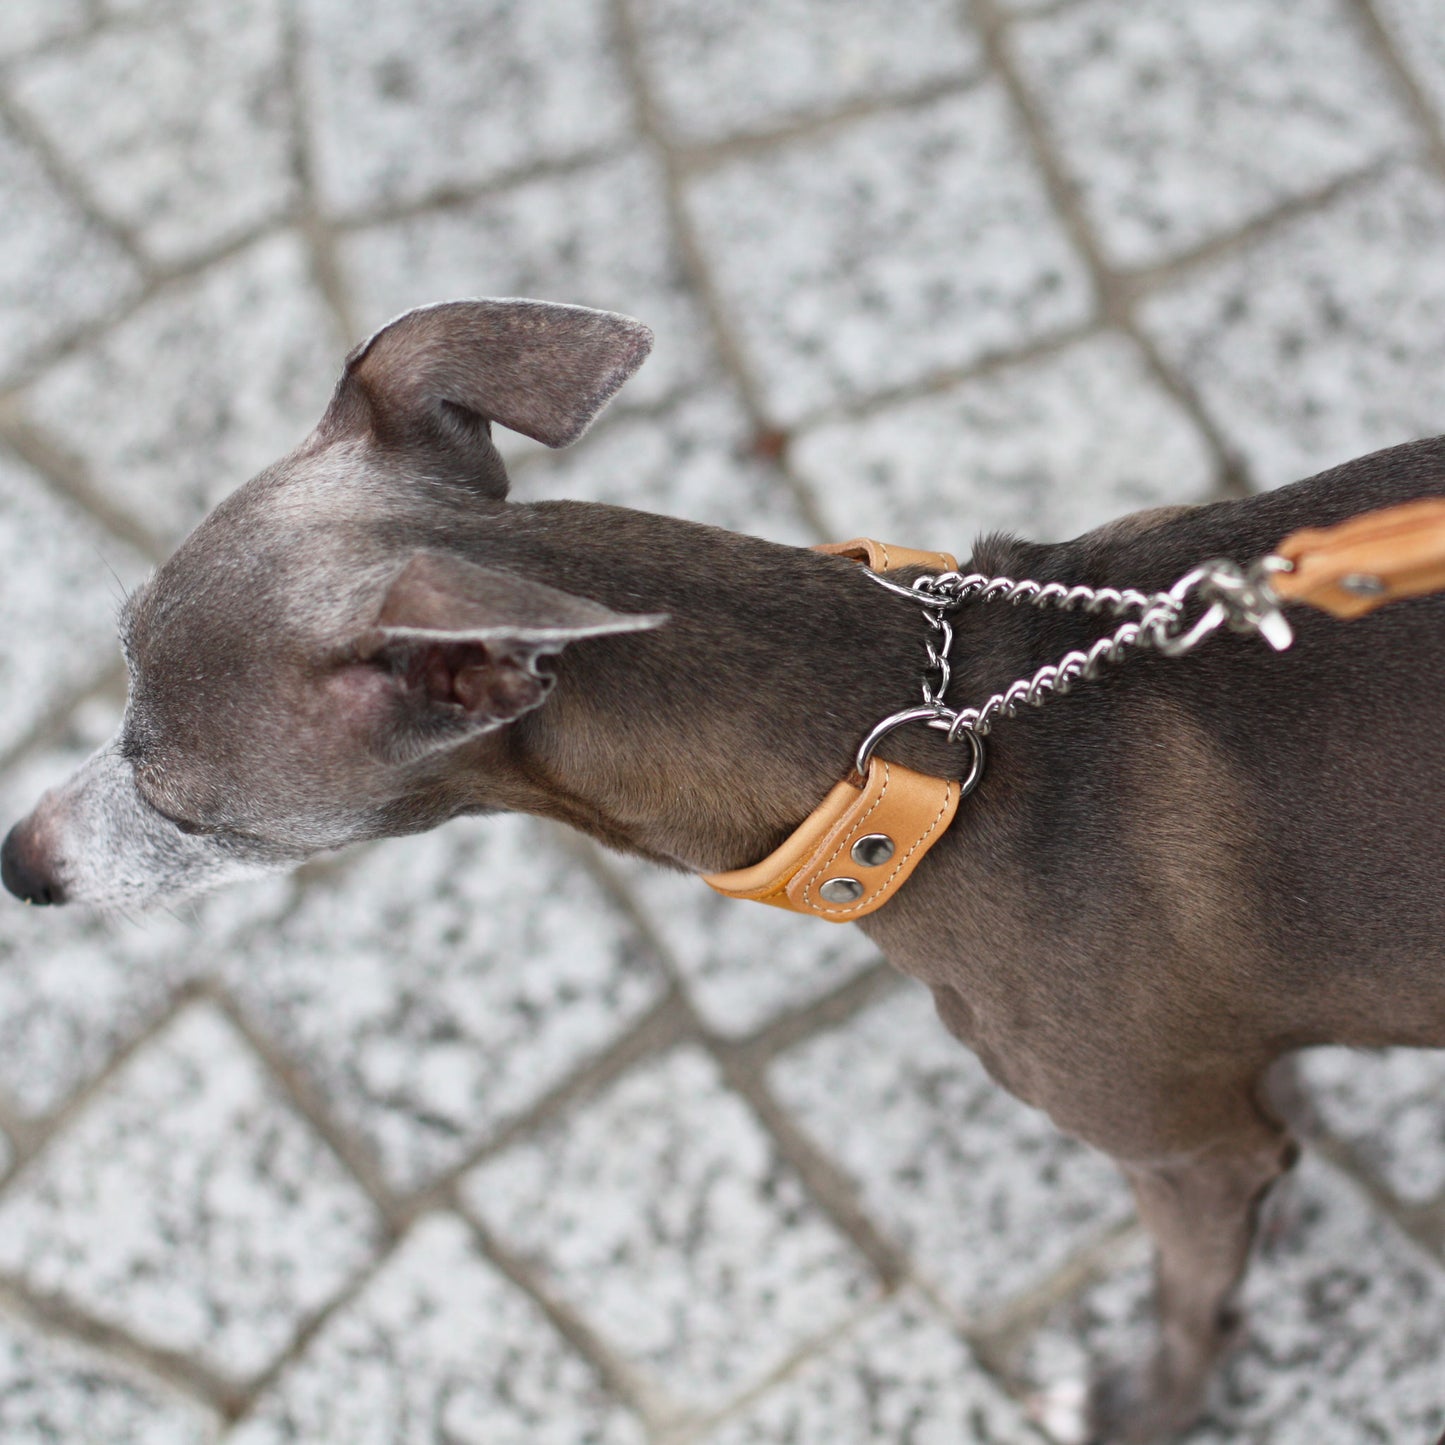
[1154,600,1227,657]
[854,708,987,795]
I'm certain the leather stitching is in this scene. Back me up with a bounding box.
[805,775,956,917]
[798,760,893,908]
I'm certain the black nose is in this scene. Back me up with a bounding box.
[1,823,64,905]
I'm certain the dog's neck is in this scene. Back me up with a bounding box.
[462,503,1037,873]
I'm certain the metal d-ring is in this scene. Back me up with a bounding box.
[854,707,987,794]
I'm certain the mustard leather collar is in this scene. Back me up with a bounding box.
[703,539,971,923]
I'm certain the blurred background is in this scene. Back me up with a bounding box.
[0,0,1443,1440]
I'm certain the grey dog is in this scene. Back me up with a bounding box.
[4,299,1443,1442]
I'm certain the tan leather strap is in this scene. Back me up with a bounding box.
[702,536,963,922]
[703,758,959,921]
[814,537,959,573]
[1271,498,1445,619]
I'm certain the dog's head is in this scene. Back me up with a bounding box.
[1,299,663,908]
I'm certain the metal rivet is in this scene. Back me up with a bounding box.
[850,833,895,868]
[1340,573,1387,597]
[819,877,865,904]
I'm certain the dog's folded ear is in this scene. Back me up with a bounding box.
[319,298,653,459]
[350,552,666,758]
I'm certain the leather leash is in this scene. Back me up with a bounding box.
[704,498,1445,925]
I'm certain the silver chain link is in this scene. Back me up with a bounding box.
[855,556,1293,777]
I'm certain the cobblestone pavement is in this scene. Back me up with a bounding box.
[0,1,1443,1442]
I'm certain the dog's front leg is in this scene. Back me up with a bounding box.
[1089,1104,1299,1443]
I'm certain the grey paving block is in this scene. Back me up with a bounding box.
[790,331,1216,554]
[683,85,1092,427]
[1374,0,1445,131]
[1299,1045,1445,1206]
[0,1309,220,1445]
[1140,163,1445,490]
[770,985,1133,1322]
[0,0,87,59]
[462,1045,875,1419]
[21,231,342,546]
[1020,1157,1445,1444]
[10,0,297,267]
[224,815,666,1195]
[0,115,141,386]
[510,382,816,546]
[599,853,881,1037]
[0,894,188,1117]
[1010,0,1413,270]
[230,1212,643,1445]
[340,149,712,415]
[0,447,146,756]
[0,1003,383,1381]
[700,1288,1043,1445]
[298,0,633,219]
[632,0,982,146]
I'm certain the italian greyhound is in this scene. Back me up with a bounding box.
[4,299,1443,1443]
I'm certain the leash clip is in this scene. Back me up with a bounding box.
[1153,559,1294,656]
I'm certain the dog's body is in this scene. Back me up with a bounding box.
[4,300,1443,1442]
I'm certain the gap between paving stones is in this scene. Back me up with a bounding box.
[454,1205,668,1431]
[0,1271,239,1418]
[609,0,834,542]
[657,73,987,176]
[1351,0,1445,179]
[970,0,1254,501]
[643,1294,904,1445]
[0,87,147,273]
[1114,159,1410,305]
[277,0,360,347]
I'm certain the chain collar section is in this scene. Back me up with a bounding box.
[856,556,1293,775]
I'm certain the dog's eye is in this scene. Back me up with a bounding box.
[132,776,215,838]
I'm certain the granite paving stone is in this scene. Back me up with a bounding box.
[0,1003,383,1382]
[510,382,817,547]
[0,115,142,386]
[790,331,1216,553]
[701,1288,1044,1445]
[994,0,1082,12]
[340,149,713,417]
[1141,162,1445,490]
[0,1309,220,1445]
[1374,0,1445,131]
[632,0,982,147]
[224,814,666,1195]
[298,0,633,219]
[230,1212,644,1445]
[0,447,146,757]
[462,1045,875,1418]
[20,231,343,546]
[683,85,1094,426]
[9,0,296,267]
[0,0,88,61]
[770,985,1134,1322]
[598,853,882,1037]
[1010,0,1414,270]
[1020,1157,1445,1444]
[1299,1045,1445,1206]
